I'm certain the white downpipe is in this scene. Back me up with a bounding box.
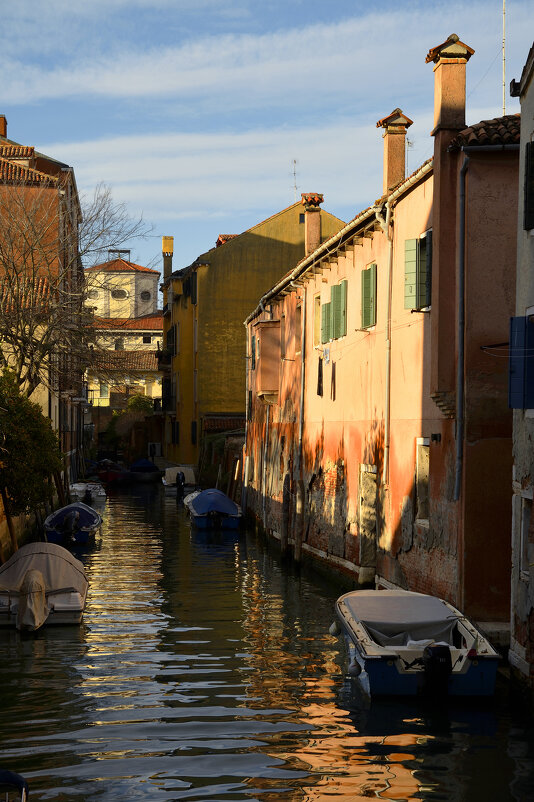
[375,202,393,485]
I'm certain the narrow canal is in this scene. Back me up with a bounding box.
[1,488,534,801]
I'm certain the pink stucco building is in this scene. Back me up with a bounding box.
[244,34,519,627]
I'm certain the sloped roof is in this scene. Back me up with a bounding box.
[0,155,58,185]
[93,312,163,331]
[85,258,159,274]
[92,350,159,372]
[448,113,520,150]
[0,144,35,159]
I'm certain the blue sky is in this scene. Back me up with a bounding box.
[1,0,531,278]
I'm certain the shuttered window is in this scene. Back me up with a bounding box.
[405,232,432,310]
[321,302,332,343]
[317,356,323,396]
[332,280,348,338]
[509,316,534,408]
[525,142,534,230]
[361,263,376,329]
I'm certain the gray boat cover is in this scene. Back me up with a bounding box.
[0,543,88,631]
[340,589,458,647]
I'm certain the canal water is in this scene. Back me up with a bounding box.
[1,488,534,801]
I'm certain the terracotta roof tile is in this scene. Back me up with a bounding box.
[448,113,520,150]
[85,258,159,274]
[93,313,163,331]
[92,350,159,372]
[0,156,58,185]
[0,145,35,159]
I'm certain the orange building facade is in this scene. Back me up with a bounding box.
[244,35,518,625]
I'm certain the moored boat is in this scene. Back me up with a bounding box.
[69,481,107,505]
[184,488,242,529]
[332,589,499,698]
[162,465,196,496]
[0,542,88,631]
[129,458,162,483]
[44,501,103,546]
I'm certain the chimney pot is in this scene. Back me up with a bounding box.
[162,236,174,281]
[301,193,323,255]
[426,34,474,133]
[376,109,413,194]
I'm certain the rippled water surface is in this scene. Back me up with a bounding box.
[2,487,534,801]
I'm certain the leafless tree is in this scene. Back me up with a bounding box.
[0,176,151,397]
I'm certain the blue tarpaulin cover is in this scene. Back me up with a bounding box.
[191,489,239,516]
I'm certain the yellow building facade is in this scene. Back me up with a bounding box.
[160,197,344,465]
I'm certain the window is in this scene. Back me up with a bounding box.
[332,280,347,338]
[331,361,336,401]
[140,290,151,301]
[143,334,152,344]
[172,420,180,445]
[114,338,124,351]
[191,420,197,445]
[509,316,534,409]
[524,142,534,230]
[111,289,127,299]
[317,356,323,396]
[99,382,109,398]
[313,296,321,347]
[320,282,347,343]
[87,290,98,299]
[361,263,377,328]
[281,315,286,359]
[295,306,302,353]
[404,231,432,310]
[520,497,532,576]
[321,301,332,343]
[416,438,430,521]
[299,213,305,224]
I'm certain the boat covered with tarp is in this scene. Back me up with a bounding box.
[0,542,88,631]
[44,501,102,546]
[184,488,242,529]
[332,589,499,698]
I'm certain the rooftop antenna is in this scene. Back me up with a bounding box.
[502,0,506,115]
[292,159,298,202]
[406,137,414,176]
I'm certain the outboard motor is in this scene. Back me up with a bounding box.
[17,569,48,631]
[422,642,452,695]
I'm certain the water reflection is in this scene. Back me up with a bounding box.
[0,489,533,800]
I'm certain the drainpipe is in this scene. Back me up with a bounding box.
[375,202,393,485]
[295,288,307,562]
[262,406,269,529]
[454,155,469,502]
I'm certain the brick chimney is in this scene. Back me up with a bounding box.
[376,108,413,194]
[162,236,173,281]
[0,116,7,138]
[301,192,324,255]
[426,34,474,398]
[426,33,474,135]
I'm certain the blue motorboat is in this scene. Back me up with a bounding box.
[184,488,242,529]
[0,770,28,801]
[129,458,162,483]
[332,589,499,698]
[44,501,103,546]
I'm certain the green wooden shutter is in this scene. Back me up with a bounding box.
[321,302,332,343]
[424,230,432,307]
[331,284,340,338]
[340,280,347,336]
[332,280,347,337]
[362,265,376,328]
[404,239,417,309]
